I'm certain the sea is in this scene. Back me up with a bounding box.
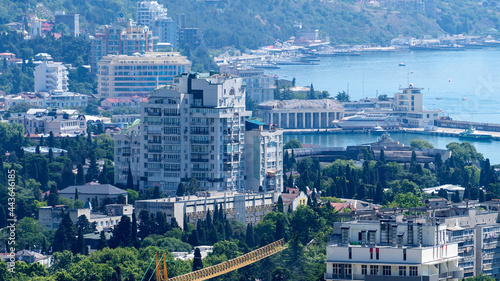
[270,48,500,164]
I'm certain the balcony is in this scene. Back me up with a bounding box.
[191,158,209,163]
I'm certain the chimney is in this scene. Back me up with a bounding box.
[407,220,414,245]
[391,224,398,247]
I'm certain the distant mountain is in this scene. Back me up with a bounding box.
[1,0,500,48]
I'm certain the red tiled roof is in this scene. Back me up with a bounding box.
[330,202,356,212]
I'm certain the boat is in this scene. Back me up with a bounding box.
[371,124,386,134]
[399,62,405,66]
[409,44,465,51]
[333,113,401,130]
[459,127,493,141]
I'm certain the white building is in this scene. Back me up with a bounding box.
[244,119,283,192]
[134,191,279,227]
[136,1,168,28]
[8,109,86,136]
[4,92,88,110]
[38,204,133,232]
[34,61,69,93]
[393,84,439,128]
[114,119,142,186]
[258,99,344,129]
[220,64,275,103]
[325,218,464,281]
[97,52,191,98]
[133,73,251,193]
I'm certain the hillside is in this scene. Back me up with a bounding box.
[1,0,500,48]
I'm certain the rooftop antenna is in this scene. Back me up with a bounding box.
[347,82,350,96]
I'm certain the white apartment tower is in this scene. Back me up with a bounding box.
[138,73,251,193]
[34,62,69,92]
[137,1,167,28]
[326,218,464,281]
[244,120,283,192]
[393,84,438,127]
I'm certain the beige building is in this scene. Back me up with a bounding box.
[258,99,344,129]
[97,52,191,98]
[134,191,279,228]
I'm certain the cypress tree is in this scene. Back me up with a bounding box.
[380,149,386,164]
[171,217,179,229]
[277,196,284,213]
[76,164,85,185]
[127,163,134,190]
[192,248,203,271]
[132,212,139,248]
[47,184,59,206]
[97,231,107,251]
[246,223,255,248]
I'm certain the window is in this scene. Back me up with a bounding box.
[399,266,407,276]
[345,264,352,276]
[362,265,367,275]
[349,247,352,259]
[370,265,378,275]
[403,249,407,261]
[383,266,391,276]
[409,266,418,276]
[359,232,363,241]
[332,264,340,277]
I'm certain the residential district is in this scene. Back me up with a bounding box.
[2,1,500,280]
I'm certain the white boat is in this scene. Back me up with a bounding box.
[334,113,401,130]
[371,124,386,134]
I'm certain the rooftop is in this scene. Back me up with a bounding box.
[59,184,127,195]
[258,99,343,110]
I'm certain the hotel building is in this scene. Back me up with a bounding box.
[393,84,438,128]
[97,52,191,98]
[90,20,158,72]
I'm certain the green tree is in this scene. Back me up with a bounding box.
[177,183,186,197]
[284,139,302,150]
[53,212,76,253]
[192,248,203,271]
[335,91,350,102]
[410,139,434,149]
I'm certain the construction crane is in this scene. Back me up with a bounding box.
[147,238,287,281]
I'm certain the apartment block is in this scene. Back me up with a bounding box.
[90,20,158,72]
[220,64,275,103]
[326,218,464,281]
[136,73,251,192]
[134,191,279,227]
[97,52,191,98]
[34,61,69,93]
[136,1,167,28]
[114,119,142,186]
[244,120,283,192]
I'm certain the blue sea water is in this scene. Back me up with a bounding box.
[283,132,500,165]
[269,48,500,124]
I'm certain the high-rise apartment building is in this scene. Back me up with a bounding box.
[90,20,158,73]
[220,65,275,103]
[34,61,69,93]
[152,18,178,48]
[136,1,167,28]
[244,120,283,192]
[97,52,191,98]
[137,73,251,192]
